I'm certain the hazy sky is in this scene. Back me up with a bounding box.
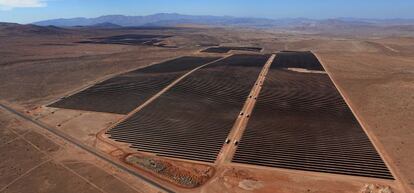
[1,0,413,24]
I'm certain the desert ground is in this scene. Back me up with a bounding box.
[0,24,413,193]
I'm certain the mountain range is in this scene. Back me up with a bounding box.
[33,13,414,28]
[0,22,69,36]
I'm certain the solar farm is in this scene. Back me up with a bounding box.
[45,51,395,189]
[2,24,412,193]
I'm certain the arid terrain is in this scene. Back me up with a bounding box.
[0,23,413,193]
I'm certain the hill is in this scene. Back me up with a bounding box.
[33,13,414,29]
[0,22,69,36]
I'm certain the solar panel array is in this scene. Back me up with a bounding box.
[49,56,220,114]
[232,52,394,179]
[107,54,270,162]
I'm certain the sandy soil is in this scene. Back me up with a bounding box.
[201,164,399,193]
[0,107,160,193]
[0,26,413,193]
[33,107,124,146]
[316,51,414,192]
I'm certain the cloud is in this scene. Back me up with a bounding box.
[0,0,47,10]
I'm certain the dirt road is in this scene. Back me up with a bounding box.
[0,102,174,193]
[215,54,276,165]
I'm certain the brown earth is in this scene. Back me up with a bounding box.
[124,154,215,188]
[0,26,413,193]
[0,107,159,193]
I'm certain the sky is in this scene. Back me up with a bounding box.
[1,0,413,24]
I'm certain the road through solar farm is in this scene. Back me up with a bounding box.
[106,54,270,162]
[3,19,413,193]
[49,56,220,114]
[100,51,393,182]
[42,51,396,191]
[232,52,393,179]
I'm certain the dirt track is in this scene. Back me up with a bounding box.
[0,26,413,193]
[0,102,174,193]
[233,52,392,179]
[106,54,269,163]
[216,54,275,164]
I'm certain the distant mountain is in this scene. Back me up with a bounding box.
[33,13,331,28]
[0,22,69,36]
[26,13,414,37]
[33,13,414,28]
[33,13,282,27]
[335,17,414,25]
[91,22,122,28]
[0,22,20,28]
